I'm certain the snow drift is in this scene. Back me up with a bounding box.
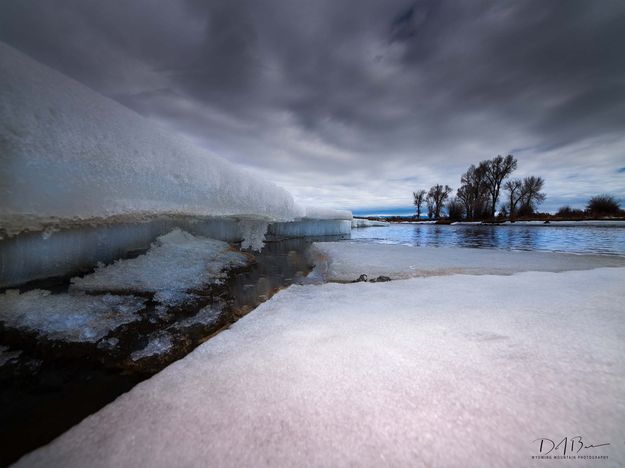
[0,42,336,236]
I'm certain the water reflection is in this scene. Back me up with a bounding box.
[351,224,625,256]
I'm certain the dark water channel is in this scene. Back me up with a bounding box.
[0,236,341,466]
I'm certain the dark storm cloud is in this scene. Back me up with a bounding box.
[1,0,624,210]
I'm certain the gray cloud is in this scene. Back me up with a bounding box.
[1,0,624,211]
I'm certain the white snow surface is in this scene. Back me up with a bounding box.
[17,266,625,467]
[311,242,625,282]
[0,42,305,236]
[71,229,250,307]
[0,290,145,343]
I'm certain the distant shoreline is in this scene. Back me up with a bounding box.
[354,216,625,227]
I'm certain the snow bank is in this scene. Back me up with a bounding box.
[71,229,250,307]
[351,219,390,228]
[0,42,303,237]
[0,290,145,343]
[311,242,625,282]
[18,266,625,467]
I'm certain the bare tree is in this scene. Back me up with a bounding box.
[428,184,452,219]
[586,194,621,216]
[426,193,434,219]
[457,162,489,219]
[504,178,523,220]
[413,189,426,219]
[446,197,465,221]
[518,176,546,215]
[484,154,517,218]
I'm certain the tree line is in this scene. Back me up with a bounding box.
[413,155,623,221]
[413,155,546,221]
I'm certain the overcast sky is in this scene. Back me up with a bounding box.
[2,0,624,213]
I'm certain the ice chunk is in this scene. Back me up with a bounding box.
[0,290,145,343]
[0,42,303,239]
[311,242,625,282]
[169,306,223,331]
[238,220,268,251]
[130,332,173,361]
[71,229,250,307]
[350,219,390,228]
[16,267,625,467]
[97,337,120,351]
[0,345,21,367]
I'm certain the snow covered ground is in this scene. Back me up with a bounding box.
[311,242,625,282]
[16,245,625,467]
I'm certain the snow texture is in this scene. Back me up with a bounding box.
[0,290,145,343]
[351,219,390,228]
[17,265,625,467]
[0,42,304,237]
[311,241,625,282]
[70,229,250,307]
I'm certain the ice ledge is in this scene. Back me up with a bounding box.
[0,217,351,288]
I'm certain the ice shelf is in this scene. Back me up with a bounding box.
[0,42,304,236]
[0,42,353,286]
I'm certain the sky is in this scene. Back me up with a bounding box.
[1,0,624,214]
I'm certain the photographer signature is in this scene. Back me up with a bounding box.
[533,436,609,456]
